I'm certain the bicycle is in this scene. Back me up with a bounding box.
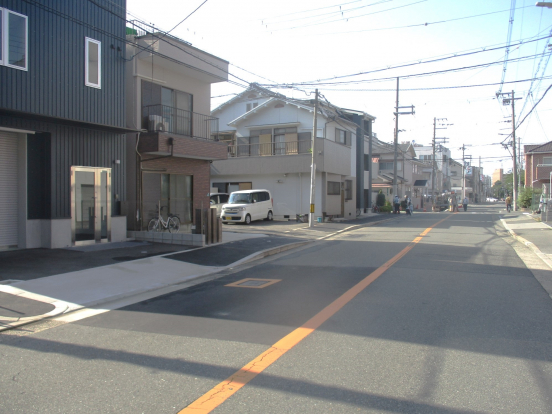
[148,206,180,233]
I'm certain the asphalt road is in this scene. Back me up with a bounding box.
[1,206,552,413]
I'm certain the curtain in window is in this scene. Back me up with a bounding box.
[259,134,272,156]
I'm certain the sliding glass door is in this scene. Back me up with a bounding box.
[71,166,111,245]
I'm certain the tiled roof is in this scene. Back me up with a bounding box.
[526,141,552,153]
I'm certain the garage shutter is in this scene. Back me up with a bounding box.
[0,131,18,248]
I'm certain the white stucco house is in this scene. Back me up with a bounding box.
[210,85,360,220]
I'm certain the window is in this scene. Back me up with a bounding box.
[327,181,341,195]
[336,128,347,145]
[345,180,352,200]
[543,157,552,165]
[379,162,393,170]
[85,37,101,88]
[0,8,28,70]
[364,154,370,171]
[246,102,258,112]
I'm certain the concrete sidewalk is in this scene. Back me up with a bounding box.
[0,212,390,331]
[500,211,552,269]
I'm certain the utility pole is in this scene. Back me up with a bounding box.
[460,144,467,200]
[392,77,415,197]
[309,89,318,228]
[431,118,450,210]
[497,90,521,210]
[518,137,523,190]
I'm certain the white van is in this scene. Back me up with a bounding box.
[221,189,273,224]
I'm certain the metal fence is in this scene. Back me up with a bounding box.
[541,198,551,225]
[227,140,311,157]
[122,199,195,232]
[143,104,218,141]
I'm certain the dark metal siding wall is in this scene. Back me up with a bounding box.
[0,116,126,218]
[0,0,126,128]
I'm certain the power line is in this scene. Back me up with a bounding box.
[292,75,552,92]
[262,53,549,88]
[252,0,365,23]
[296,34,551,85]
[127,0,209,60]
[497,0,517,95]
[500,82,552,144]
[260,0,394,27]
[263,3,535,35]
[267,0,427,32]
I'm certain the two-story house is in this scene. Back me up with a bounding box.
[371,139,426,208]
[525,141,552,195]
[210,86,359,220]
[449,158,464,195]
[0,0,133,249]
[414,144,452,196]
[124,22,229,232]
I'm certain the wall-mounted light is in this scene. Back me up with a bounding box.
[114,159,120,164]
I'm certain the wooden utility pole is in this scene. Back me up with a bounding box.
[309,89,318,228]
[392,77,414,198]
[511,90,518,211]
[431,118,450,210]
[497,90,521,210]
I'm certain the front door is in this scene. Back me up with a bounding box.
[71,166,111,245]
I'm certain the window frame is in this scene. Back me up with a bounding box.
[327,181,341,196]
[85,37,101,89]
[344,180,353,200]
[2,8,29,71]
[543,156,552,165]
[336,128,347,145]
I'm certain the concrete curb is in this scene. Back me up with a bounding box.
[500,219,552,270]
[0,241,313,332]
[0,285,70,332]
[0,218,396,332]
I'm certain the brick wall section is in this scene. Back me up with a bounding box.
[138,132,228,160]
[141,156,211,216]
[536,164,552,182]
[526,152,552,185]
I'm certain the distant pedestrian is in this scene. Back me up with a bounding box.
[451,193,458,212]
[393,195,400,214]
[505,195,512,212]
[463,197,468,212]
[405,195,412,216]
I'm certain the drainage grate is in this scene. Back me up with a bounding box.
[225,278,281,289]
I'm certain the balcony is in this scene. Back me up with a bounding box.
[212,137,351,176]
[138,105,227,161]
[227,140,312,157]
[143,104,218,141]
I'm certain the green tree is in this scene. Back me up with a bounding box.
[376,190,386,207]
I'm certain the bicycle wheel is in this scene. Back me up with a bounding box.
[169,215,181,229]
[148,218,159,232]
[168,217,180,233]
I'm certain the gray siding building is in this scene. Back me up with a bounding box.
[0,0,131,248]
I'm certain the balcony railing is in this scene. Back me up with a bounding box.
[143,104,219,141]
[227,140,312,157]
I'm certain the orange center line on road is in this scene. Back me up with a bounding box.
[178,216,451,414]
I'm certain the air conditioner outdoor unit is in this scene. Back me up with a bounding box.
[148,115,169,132]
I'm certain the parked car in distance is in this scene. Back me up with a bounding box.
[210,193,229,216]
[221,189,273,224]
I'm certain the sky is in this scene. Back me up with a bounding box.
[126,0,552,176]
